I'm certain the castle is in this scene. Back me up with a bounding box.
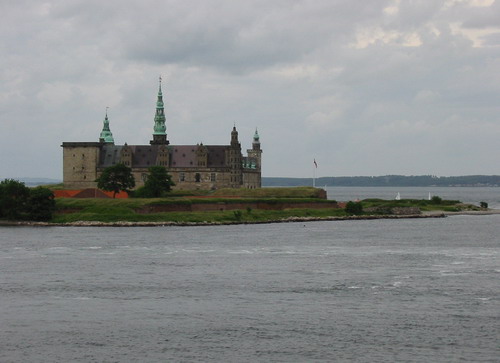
[61,80,262,190]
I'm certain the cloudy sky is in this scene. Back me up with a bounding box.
[1,0,499,179]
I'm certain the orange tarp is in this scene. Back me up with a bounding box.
[53,189,129,199]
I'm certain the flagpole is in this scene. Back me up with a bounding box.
[313,164,316,188]
[313,159,317,188]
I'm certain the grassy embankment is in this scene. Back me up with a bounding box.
[51,187,479,224]
[53,187,344,223]
[361,198,481,213]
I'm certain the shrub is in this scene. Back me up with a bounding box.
[27,187,56,221]
[480,201,488,209]
[345,201,363,215]
[430,196,443,205]
[0,179,30,219]
[0,180,55,221]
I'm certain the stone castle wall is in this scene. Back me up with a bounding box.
[62,143,100,189]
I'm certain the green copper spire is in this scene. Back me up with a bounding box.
[153,76,166,135]
[150,76,169,145]
[99,108,114,144]
[253,128,260,142]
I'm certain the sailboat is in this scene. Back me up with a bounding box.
[428,192,431,200]
[395,192,401,200]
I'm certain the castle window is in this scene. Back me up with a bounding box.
[195,173,201,183]
[179,172,185,182]
[211,173,216,182]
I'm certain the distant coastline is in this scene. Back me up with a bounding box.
[263,175,500,187]
[3,175,500,188]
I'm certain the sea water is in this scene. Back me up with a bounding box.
[0,213,499,362]
[324,186,500,208]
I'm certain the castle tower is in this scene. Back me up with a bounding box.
[150,76,169,145]
[247,128,262,170]
[99,110,115,144]
[229,126,243,187]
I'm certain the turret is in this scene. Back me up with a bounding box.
[231,125,240,147]
[247,128,262,170]
[99,109,115,144]
[229,125,242,187]
[252,128,260,150]
[150,76,169,145]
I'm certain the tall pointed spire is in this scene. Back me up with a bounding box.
[99,107,115,144]
[150,76,169,145]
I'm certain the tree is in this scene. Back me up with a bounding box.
[27,187,56,221]
[96,163,135,198]
[0,180,55,221]
[430,195,443,205]
[0,179,30,219]
[345,201,363,215]
[141,166,175,197]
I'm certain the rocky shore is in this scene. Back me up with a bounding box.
[0,213,446,227]
[1,209,498,227]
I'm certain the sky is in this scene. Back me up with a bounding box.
[1,0,499,179]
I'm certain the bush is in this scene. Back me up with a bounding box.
[345,201,363,215]
[0,179,30,219]
[27,187,56,221]
[480,201,488,209]
[430,196,443,205]
[0,180,55,221]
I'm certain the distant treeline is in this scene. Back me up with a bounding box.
[263,175,500,187]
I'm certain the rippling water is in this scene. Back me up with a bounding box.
[1,216,499,362]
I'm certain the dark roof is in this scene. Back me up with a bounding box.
[99,144,228,169]
[130,145,159,168]
[206,146,228,167]
[171,145,228,168]
[99,145,123,167]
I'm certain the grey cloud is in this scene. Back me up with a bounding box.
[1,0,499,179]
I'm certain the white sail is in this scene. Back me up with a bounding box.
[395,192,401,200]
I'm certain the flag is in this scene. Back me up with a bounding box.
[314,159,317,168]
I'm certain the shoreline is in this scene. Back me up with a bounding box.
[1,209,498,227]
